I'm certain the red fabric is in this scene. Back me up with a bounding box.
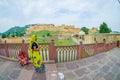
[18,51,28,65]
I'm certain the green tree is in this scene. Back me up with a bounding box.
[1,33,6,38]
[99,22,112,33]
[42,35,45,37]
[15,32,19,37]
[47,33,51,36]
[19,33,24,37]
[81,27,89,34]
[11,34,15,37]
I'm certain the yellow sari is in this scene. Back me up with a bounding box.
[29,35,43,68]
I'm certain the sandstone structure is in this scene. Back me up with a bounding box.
[26,24,81,34]
[88,28,98,34]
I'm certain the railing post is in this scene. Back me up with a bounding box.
[4,40,9,57]
[49,40,57,62]
[117,40,120,48]
[94,41,98,55]
[114,41,116,48]
[103,39,106,52]
[113,42,115,48]
[77,41,82,59]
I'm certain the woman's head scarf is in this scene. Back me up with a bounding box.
[29,34,38,49]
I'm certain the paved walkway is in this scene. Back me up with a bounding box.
[0,59,46,80]
[57,47,120,80]
[0,47,120,80]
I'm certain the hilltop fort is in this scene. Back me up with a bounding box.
[26,24,81,34]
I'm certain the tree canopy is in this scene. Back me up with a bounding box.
[1,26,28,38]
[1,33,6,38]
[81,27,89,34]
[99,22,112,33]
[47,33,51,36]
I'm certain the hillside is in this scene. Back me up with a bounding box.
[1,25,29,38]
[0,33,1,36]
[1,23,119,39]
[1,24,80,38]
[25,30,59,37]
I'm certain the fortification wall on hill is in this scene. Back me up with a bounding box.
[26,24,81,34]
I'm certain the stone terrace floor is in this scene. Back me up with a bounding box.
[57,47,120,80]
[0,58,46,80]
[0,47,120,80]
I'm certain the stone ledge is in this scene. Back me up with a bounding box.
[0,55,55,64]
[0,55,18,62]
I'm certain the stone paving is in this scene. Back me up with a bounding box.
[0,47,120,80]
[57,48,120,80]
[0,59,46,80]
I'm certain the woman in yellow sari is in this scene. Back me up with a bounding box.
[29,35,44,72]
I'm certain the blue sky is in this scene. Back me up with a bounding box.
[0,0,120,33]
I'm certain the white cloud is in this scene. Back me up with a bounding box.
[0,0,120,32]
[0,18,20,32]
[22,1,35,16]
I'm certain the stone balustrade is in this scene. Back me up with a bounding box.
[0,39,118,63]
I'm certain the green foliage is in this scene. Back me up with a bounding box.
[37,38,76,46]
[42,35,45,38]
[99,22,112,33]
[37,38,51,43]
[1,26,29,38]
[54,38,77,46]
[81,27,89,34]
[47,33,51,36]
[1,33,6,38]
[11,34,15,37]
[25,30,59,38]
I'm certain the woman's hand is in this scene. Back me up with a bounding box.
[33,46,40,51]
[38,46,41,49]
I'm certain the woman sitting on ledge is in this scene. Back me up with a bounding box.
[18,51,28,66]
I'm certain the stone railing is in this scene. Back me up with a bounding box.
[56,45,78,62]
[0,39,118,63]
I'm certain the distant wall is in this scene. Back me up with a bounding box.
[26,24,81,34]
[79,33,120,44]
[1,34,120,44]
[1,37,30,43]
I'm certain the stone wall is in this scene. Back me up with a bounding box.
[26,24,81,34]
[1,37,30,43]
[81,34,120,44]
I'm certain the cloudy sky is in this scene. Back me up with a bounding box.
[0,0,120,33]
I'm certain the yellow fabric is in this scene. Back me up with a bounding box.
[29,35,43,68]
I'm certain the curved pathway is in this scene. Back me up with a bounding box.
[0,47,120,80]
[57,48,120,80]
